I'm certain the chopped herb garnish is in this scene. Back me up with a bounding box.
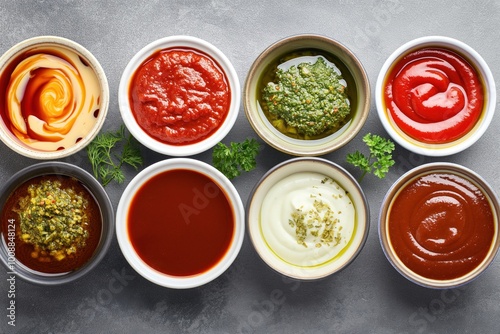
[288,184,343,249]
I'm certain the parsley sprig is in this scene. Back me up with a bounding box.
[86,125,143,187]
[346,133,395,182]
[212,138,260,179]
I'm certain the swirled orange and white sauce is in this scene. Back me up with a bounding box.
[0,46,101,151]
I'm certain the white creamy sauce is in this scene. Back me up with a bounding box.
[260,172,356,267]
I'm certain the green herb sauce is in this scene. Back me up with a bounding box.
[258,50,357,140]
[16,179,90,261]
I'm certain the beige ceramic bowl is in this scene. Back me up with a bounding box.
[376,36,496,156]
[0,36,109,159]
[247,157,369,280]
[379,162,500,288]
[244,34,370,156]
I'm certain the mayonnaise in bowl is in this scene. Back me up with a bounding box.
[247,157,369,280]
[261,172,356,267]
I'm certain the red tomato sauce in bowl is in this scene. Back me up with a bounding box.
[128,47,231,146]
[387,171,495,281]
[384,48,484,144]
[127,169,234,277]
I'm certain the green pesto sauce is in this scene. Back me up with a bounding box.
[17,179,89,260]
[261,56,351,138]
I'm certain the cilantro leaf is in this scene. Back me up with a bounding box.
[346,133,395,182]
[212,138,260,179]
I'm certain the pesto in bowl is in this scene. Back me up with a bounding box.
[260,53,354,140]
[244,34,370,156]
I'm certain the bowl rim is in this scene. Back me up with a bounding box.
[115,157,245,289]
[0,161,115,285]
[246,156,370,280]
[375,35,496,157]
[0,35,110,160]
[118,35,241,157]
[378,162,500,289]
[243,33,371,156]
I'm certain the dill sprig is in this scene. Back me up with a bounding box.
[86,125,143,187]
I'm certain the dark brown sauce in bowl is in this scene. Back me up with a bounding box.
[1,175,102,274]
[0,162,114,285]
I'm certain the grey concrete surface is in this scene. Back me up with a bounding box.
[1,1,500,333]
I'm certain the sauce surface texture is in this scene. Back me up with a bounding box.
[0,46,102,151]
[261,56,351,139]
[127,169,234,276]
[388,172,495,280]
[260,172,356,267]
[1,175,102,273]
[258,49,356,140]
[129,48,231,145]
[384,48,484,144]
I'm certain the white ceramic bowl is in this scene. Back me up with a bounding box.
[118,35,241,156]
[247,157,369,280]
[376,36,496,156]
[244,34,370,156]
[115,158,245,289]
[379,162,500,289]
[0,36,109,159]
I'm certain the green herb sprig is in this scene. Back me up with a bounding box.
[346,133,395,182]
[212,138,260,179]
[86,125,143,187]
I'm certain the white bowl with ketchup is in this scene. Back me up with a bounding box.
[379,162,500,289]
[115,158,245,289]
[118,35,240,157]
[0,36,109,160]
[376,36,496,156]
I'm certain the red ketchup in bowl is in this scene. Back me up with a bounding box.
[384,48,484,144]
